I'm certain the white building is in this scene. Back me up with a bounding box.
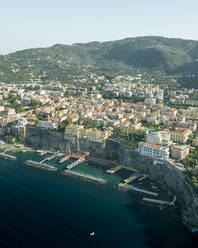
[17,118,28,127]
[145,98,156,105]
[146,132,162,145]
[146,131,171,145]
[37,121,57,129]
[138,141,169,164]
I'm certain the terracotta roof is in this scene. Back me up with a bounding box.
[139,141,163,149]
[163,128,190,135]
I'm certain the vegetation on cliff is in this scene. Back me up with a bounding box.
[183,147,198,193]
[0,36,198,87]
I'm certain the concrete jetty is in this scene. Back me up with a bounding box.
[63,170,107,184]
[0,152,17,160]
[59,154,71,163]
[118,183,158,196]
[106,164,138,174]
[106,165,122,174]
[143,196,176,206]
[24,160,58,171]
[40,151,48,156]
[66,158,85,170]
[40,153,60,164]
[2,147,13,154]
[124,173,143,184]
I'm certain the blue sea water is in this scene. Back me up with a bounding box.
[0,154,197,248]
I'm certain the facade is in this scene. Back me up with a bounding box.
[2,108,16,117]
[160,131,171,143]
[146,132,162,145]
[138,141,169,164]
[163,128,191,144]
[192,138,198,147]
[17,118,28,127]
[37,121,57,129]
[0,108,19,127]
[145,98,156,105]
[64,124,112,142]
[146,131,170,145]
[170,145,189,160]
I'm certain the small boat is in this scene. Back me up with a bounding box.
[90,232,95,236]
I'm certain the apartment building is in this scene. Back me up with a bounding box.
[138,141,169,164]
[163,128,191,144]
[170,145,189,160]
[64,124,111,142]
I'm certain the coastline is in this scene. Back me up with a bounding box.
[0,143,198,233]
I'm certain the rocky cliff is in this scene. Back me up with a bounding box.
[11,126,198,228]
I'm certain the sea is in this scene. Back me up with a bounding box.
[0,151,198,248]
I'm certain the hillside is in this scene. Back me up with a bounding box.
[0,36,198,87]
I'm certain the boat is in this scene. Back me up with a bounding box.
[90,232,95,236]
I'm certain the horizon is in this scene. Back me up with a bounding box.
[1,0,198,54]
[1,35,198,56]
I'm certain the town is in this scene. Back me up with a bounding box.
[0,73,198,190]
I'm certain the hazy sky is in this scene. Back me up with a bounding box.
[1,0,198,54]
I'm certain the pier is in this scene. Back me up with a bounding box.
[143,196,176,206]
[24,160,58,171]
[40,151,48,156]
[40,153,60,164]
[0,152,17,160]
[2,147,13,154]
[106,165,122,174]
[63,170,107,184]
[121,165,138,172]
[66,157,85,170]
[59,154,71,163]
[59,153,85,164]
[118,183,158,196]
[106,164,138,174]
[124,173,143,184]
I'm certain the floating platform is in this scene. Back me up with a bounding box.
[24,160,58,171]
[63,170,107,184]
[0,152,17,160]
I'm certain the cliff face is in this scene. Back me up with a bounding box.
[12,127,198,228]
[105,140,198,228]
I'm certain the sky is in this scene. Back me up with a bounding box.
[1,0,198,54]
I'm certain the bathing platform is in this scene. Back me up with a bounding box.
[118,183,158,196]
[0,152,17,160]
[24,160,58,171]
[63,170,107,184]
[143,196,176,206]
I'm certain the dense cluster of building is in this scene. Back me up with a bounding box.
[0,75,198,167]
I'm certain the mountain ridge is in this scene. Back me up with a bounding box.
[0,36,198,86]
